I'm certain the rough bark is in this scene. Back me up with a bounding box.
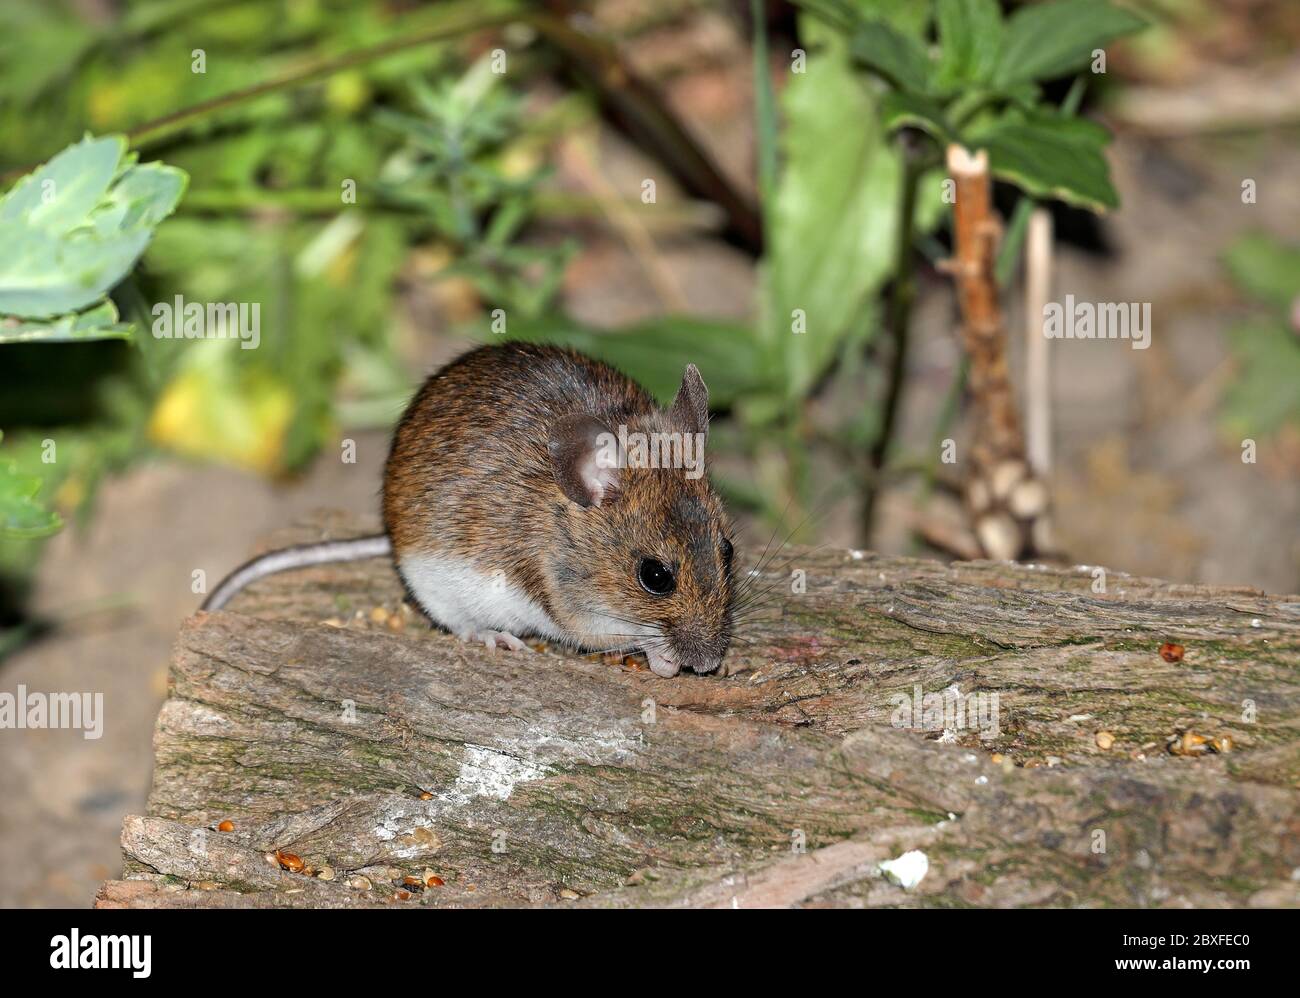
[99,511,1300,908]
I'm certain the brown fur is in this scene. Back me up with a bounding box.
[383,342,734,671]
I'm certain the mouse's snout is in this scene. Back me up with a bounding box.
[645,625,729,678]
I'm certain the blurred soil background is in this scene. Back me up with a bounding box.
[2,0,1299,904]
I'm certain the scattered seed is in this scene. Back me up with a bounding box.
[275,850,305,873]
[418,790,434,801]
[369,606,389,624]
[216,819,235,832]
[394,889,412,901]
[1168,730,1211,757]
[346,875,372,891]
[317,866,335,881]
[1211,735,1234,753]
[1095,731,1115,751]
[990,753,1004,764]
[558,888,580,900]
[426,875,445,888]
[323,617,344,628]
[386,613,405,631]
[1159,642,1185,663]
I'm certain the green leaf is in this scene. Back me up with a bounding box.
[968,110,1119,212]
[0,432,63,540]
[0,134,187,319]
[767,22,901,399]
[849,18,934,94]
[880,92,953,143]
[487,318,763,409]
[1220,319,1300,438]
[1223,234,1300,312]
[934,0,1004,91]
[996,0,1146,87]
[0,301,132,344]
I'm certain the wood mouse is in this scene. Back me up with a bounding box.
[202,342,736,677]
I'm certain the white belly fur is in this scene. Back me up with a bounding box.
[398,553,569,643]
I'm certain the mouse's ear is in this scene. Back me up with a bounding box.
[668,363,709,441]
[548,413,621,508]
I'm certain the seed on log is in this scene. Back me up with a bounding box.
[418,790,434,801]
[216,819,234,832]
[967,479,991,514]
[346,875,372,890]
[1095,731,1115,751]
[990,753,1004,764]
[1008,478,1048,519]
[558,887,580,900]
[393,889,411,901]
[317,866,335,881]
[1168,730,1210,757]
[275,850,305,873]
[322,618,344,628]
[1159,642,1185,663]
[1211,736,1234,753]
[386,613,405,631]
[426,875,445,887]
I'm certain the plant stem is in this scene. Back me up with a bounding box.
[861,139,924,541]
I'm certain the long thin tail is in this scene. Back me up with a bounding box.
[201,534,392,611]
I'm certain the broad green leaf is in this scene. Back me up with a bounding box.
[849,18,934,94]
[0,134,123,231]
[0,134,187,319]
[1221,319,1300,438]
[996,0,1146,87]
[934,0,1004,91]
[1223,234,1300,312]
[880,92,954,143]
[968,111,1119,212]
[0,301,132,344]
[487,317,763,409]
[768,24,900,399]
[0,432,62,539]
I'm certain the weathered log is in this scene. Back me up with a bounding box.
[99,512,1300,908]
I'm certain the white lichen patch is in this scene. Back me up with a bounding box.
[878,849,929,890]
[440,744,551,803]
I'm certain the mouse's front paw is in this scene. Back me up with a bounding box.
[467,629,530,652]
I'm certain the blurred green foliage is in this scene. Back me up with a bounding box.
[1221,234,1300,439]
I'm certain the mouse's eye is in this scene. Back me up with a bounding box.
[637,557,676,596]
[720,537,734,570]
